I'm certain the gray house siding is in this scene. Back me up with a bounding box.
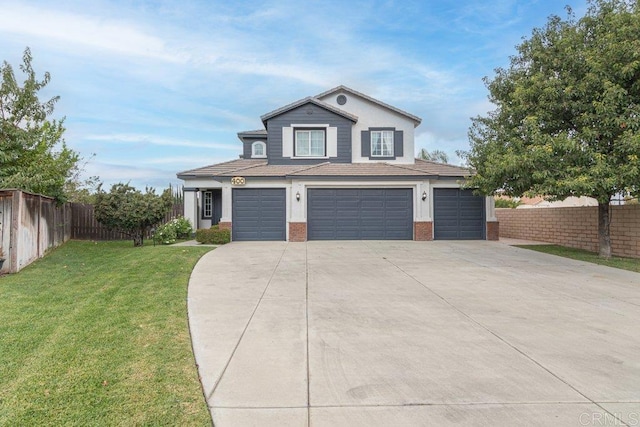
[243,141,252,159]
[240,137,266,159]
[266,103,353,165]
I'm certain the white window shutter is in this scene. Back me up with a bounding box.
[282,127,293,158]
[327,126,337,158]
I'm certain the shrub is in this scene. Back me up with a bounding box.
[154,225,177,245]
[171,217,193,239]
[153,217,193,245]
[494,198,522,208]
[195,225,231,245]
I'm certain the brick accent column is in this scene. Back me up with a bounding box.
[414,221,433,241]
[289,222,307,242]
[486,221,499,241]
[218,221,232,230]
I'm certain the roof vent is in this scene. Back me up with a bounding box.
[337,94,347,105]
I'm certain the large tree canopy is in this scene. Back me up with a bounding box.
[0,48,79,202]
[94,183,173,246]
[464,0,640,257]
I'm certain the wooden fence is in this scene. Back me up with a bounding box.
[0,187,184,273]
[0,190,72,273]
[70,202,184,240]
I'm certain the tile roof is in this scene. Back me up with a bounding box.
[397,158,474,177]
[177,158,472,179]
[288,162,425,177]
[315,85,422,126]
[177,159,266,178]
[219,164,313,177]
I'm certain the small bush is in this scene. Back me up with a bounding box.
[153,217,193,245]
[195,225,231,245]
[154,225,177,244]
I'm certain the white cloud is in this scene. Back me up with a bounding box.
[0,3,187,62]
[84,133,238,150]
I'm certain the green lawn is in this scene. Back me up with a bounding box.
[0,240,213,426]
[515,244,640,273]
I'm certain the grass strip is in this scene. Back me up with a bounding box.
[514,244,640,273]
[0,240,213,426]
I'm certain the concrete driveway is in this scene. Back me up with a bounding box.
[187,241,640,426]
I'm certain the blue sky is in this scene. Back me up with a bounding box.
[0,0,589,189]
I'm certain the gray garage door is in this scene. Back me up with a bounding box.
[232,188,286,241]
[433,188,485,240]
[307,188,413,240]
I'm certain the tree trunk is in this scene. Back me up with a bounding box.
[133,233,143,247]
[597,202,612,258]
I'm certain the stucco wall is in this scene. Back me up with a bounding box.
[319,91,416,164]
[496,205,640,258]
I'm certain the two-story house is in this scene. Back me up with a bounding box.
[177,86,498,241]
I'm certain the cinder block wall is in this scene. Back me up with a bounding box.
[496,205,640,259]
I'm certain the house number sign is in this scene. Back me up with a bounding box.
[231,177,246,186]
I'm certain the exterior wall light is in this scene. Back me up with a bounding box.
[422,191,427,201]
[296,191,301,201]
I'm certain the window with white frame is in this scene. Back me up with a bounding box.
[371,130,394,157]
[252,141,266,158]
[202,191,212,218]
[295,129,325,157]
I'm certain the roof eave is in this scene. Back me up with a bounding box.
[260,97,358,127]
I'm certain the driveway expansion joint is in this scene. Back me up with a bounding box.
[205,245,288,401]
[378,253,631,427]
[192,241,640,426]
[304,243,311,426]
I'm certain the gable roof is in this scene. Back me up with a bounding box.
[260,96,358,126]
[315,85,422,127]
[177,158,472,180]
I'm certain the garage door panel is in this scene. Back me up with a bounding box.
[434,188,485,240]
[232,188,286,241]
[307,188,413,240]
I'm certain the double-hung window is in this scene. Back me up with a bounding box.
[295,129,325,157]
[202,191,212,218]
[371,130,394,157]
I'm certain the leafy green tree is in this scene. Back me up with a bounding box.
[463,0,640,258]
[0,47,79,202]
[494,198,522,209]
[417,148,449,163]
[94,183,173,246]
[64,174,101,204]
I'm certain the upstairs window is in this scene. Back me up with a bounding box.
[371,130,394,157]
[295,129,325,157]
[252,141,266,158]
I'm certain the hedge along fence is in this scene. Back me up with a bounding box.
[496,205,640,259]
[70,202,184,241]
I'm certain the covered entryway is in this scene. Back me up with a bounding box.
[433,188,485,240]
[232,188,286,241]
[307,188,413,240]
